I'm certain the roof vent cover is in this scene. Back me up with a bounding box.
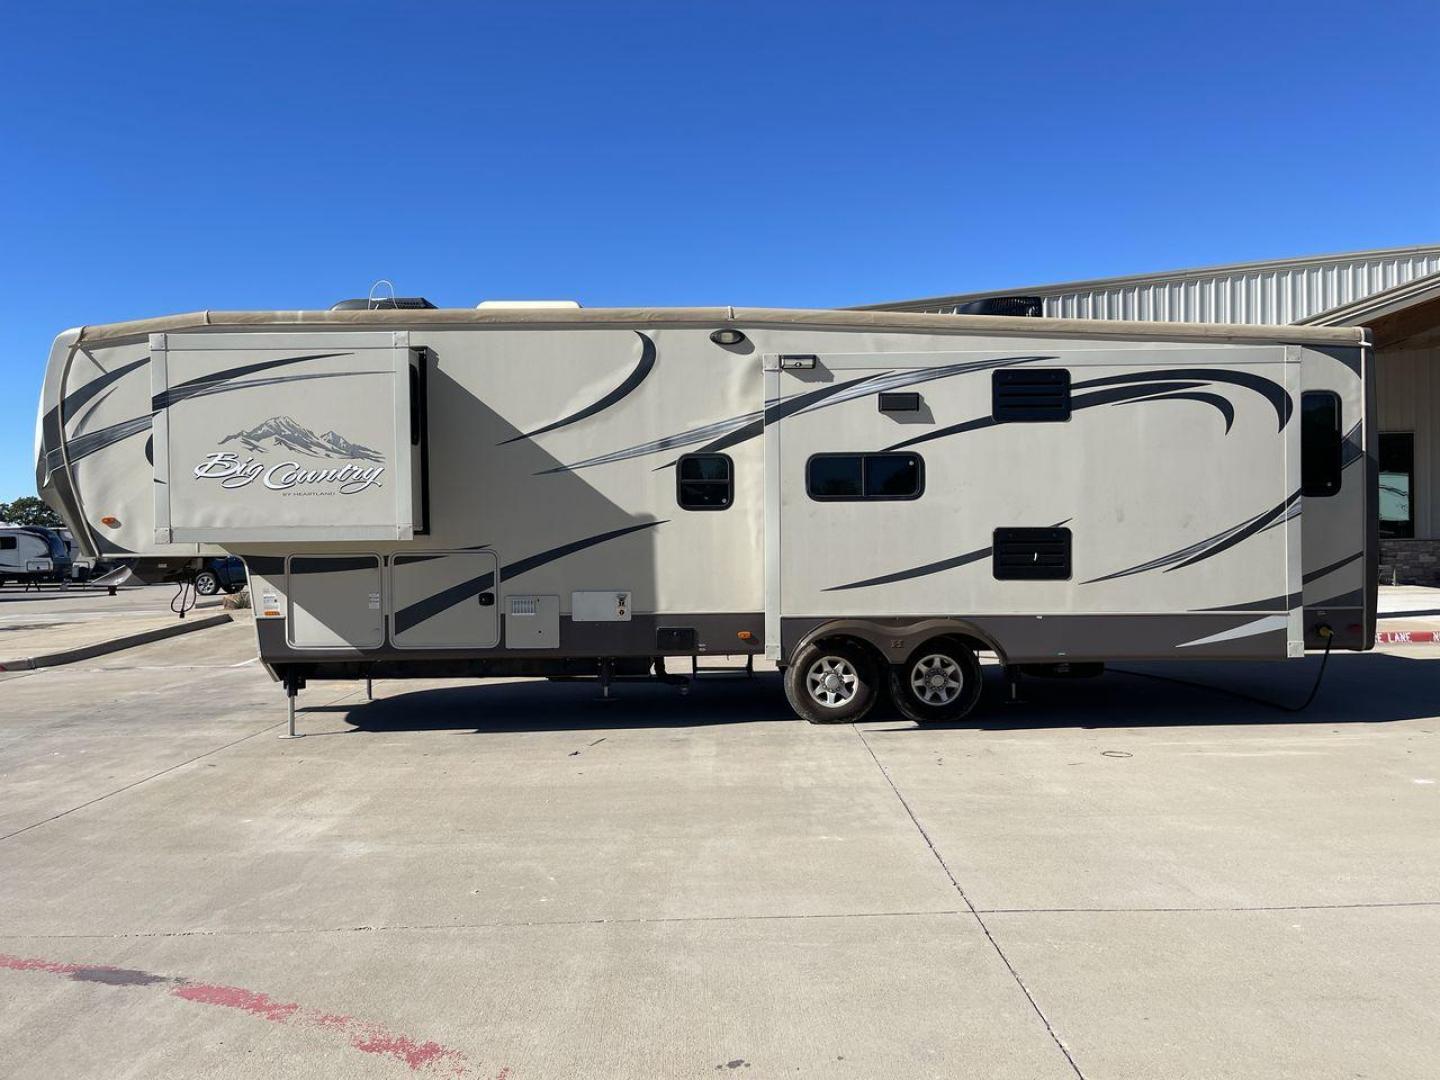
[330,297,437,311]
[952,296,1043,317]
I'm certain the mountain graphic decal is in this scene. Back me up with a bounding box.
[219,415,384,463]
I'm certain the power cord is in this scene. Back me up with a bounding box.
[170,577,197,619]
[1111,625,1335,714]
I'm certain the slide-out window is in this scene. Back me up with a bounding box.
[806,453,924,501]
[1301,391,1342,498]
[677,454,733,511]
[993,369,1071,422]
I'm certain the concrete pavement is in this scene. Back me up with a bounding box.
[1,623,1437,1078]
[0,584,232,670]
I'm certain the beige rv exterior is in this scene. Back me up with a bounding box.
[36,306,1373,723]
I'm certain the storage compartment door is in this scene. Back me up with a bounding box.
[287,555,384,649]
[390,551,500,648]
[152,331,416,543]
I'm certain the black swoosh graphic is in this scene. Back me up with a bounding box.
[1302,551,1362,584]
[290,556,382,574]
[1071,369,1292,430]
[824,545,993,592]
[687,372,893,458]
[1083,490,1301,584]
[1112,390,1235,433]
[152,352,353,410]
[825,520,1070,591]
[884,380,1209,452]
[1165,490,1301,572]
[500,332,657,445]
[392,521,665,636]
[61,356,150,421]
[64,415,157,462]
[1340,421,1364,470]
[548,355,1053,474]
[1198,592,1302,613]
[64,369,389,465]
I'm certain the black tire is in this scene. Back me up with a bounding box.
[784,640,880,724]
[194,571,220,596]
[890,639,984,724]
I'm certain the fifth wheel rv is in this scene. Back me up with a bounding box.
[36,304,1375,725]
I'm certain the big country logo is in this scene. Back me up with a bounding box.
[193,415,386,495]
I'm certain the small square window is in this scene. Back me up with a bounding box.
[0,536,15,550]
[677,454,732,511]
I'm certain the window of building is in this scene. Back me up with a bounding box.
[676,454,733,510]
[1379,432,1415,539]
[1300,391,1342,497]
[806,453,924,501]
[993,369,1071,422]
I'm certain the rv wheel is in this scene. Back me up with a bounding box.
[785,641,879,724]
[890,640,983,724]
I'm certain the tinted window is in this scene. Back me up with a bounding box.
[0,536,15,550]
[807,456,864,499]
[677,454,732,511]
[1301,392,1342,497]
[865,454,922,497]
[807,454,923,501]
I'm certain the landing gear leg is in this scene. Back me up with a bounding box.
[1004,666,1023,705]
[596,658,617,702]
[365,674,373,701]
[280,670,305,739]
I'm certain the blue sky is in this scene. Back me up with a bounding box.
[3,1,1437,498]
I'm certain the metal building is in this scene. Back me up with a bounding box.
[862,244,1440,584]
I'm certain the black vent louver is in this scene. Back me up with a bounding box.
[993,528,1072,581]
[330,297,438,311]
[992,369,1071,422]
[951,296,1043,317]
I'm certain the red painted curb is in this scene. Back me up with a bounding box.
[1376,630,1439,644]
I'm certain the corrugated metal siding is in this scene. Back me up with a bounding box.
[1378,343,1440,539]
[892,247,1440,325]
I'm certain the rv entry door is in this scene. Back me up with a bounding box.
[390,551,500,648]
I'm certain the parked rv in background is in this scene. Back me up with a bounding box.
[0,524,72,586]
[36,302,1375,726]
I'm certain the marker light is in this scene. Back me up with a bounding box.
[100,516,120,527]
[736,630,753,641]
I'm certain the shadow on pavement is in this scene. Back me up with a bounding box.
[921,651,1439,732]
[317,649,1437,735]
[321,672,792,734]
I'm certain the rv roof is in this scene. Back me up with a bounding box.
[59,306,1367,348]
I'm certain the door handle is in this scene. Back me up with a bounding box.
[478,592,495,607]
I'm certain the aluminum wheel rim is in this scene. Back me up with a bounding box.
[806,655,859,709]
[910,653,964,706]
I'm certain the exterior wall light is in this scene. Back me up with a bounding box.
[710,329,747,346]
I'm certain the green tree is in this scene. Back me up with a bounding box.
[0,496,63,528]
